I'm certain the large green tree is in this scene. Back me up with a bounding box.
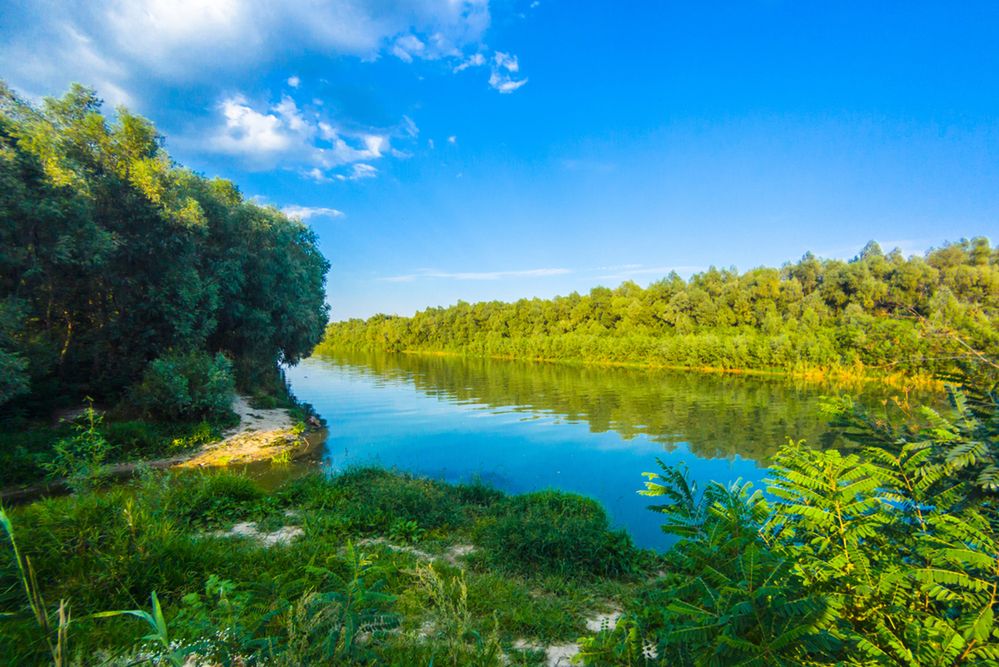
[0,82,330,410]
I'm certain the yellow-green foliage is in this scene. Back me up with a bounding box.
[321,239,998,380]
[581,375,999,665]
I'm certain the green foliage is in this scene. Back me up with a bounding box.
[321,240,998,380]
[90,592,186,667]
[132,350,236,422]
[411,563,503,667]
[477,490,639,578]
[389,518,427,544]
[163,472,266,528]
[42,401,111,493]
[1,504,169,667]
[0,82,330,414]
[2,468,648,665]
[0,504,73,666]
[274,543,397,664]
[581,379,999,666]
[330,467,464,534]
[0,300,29,405]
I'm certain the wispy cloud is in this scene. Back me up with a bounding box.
[391,34,426,63]
[380,267,571,283]
[281,205,344,221]
[334,163,378,181]
[452,52,485,73]
[488,51,528,93]
[594,265,705,281]
[0,1,524,112]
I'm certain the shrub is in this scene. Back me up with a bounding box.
[332,468,461,533]
[101,420,165,456]
[42,403,111,493]
[163,472,265,527]
[476,490,638,578]
[132,351,235,422]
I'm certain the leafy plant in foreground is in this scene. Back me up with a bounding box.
[0,505,71,665]
[42,400,110,493]
[274,542,397,664]
[413,563,503,667]
[580,382,999,666]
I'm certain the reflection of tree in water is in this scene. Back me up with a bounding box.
[315,351,937,463]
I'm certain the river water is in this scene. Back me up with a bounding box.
[284,351,921,549]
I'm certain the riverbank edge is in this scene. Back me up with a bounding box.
[0,396,327,503]
[318,346,945,392]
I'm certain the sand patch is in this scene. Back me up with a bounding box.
[177,395,306,468]
[357,538,477,566]
[215,521,303,547]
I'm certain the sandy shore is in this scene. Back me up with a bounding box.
[1,396,324,502]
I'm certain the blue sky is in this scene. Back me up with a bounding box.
[2,1,998,320]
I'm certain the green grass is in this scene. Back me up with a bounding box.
[0,415,238,489]
[0,469,658,666]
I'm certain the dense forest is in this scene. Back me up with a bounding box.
[322,240,998,380]
[0,82,330,415]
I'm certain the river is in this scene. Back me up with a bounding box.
[284,351,926,549]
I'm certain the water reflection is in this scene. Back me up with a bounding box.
[284,351,925,548]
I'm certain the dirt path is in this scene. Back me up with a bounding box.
[1,396,323,502]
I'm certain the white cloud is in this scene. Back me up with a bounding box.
[392,34,426,63]
[447,135,457,144]
[209,93,395,173]
[287,75,301,88]
[0,0,520,107]
[488,51,528,93]
[402,115,420,138]
[380,267,571,282]
[281,205,345,221]
[452,52,485,73]
[335,163,379,181]
[304,168,329,183]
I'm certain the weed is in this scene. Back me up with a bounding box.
[476,490,639,578]
[42,400,111,493]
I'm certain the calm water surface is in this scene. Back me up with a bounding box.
[284,351,920,549]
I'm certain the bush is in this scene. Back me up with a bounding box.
[333,468,462,534]
[101,420,166,456]
[476,490,638,578]
[42,403,111,493]
[164,472,265,527]
[132,351,235,422]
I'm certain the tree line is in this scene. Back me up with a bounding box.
[321,239,998,379]
[0,82,330,415]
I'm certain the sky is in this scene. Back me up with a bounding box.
[2,1,998,320]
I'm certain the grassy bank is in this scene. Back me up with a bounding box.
[0,375,323,493]
[380,347,946,392]
[1,468,652,666]
[2,374,996,666]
